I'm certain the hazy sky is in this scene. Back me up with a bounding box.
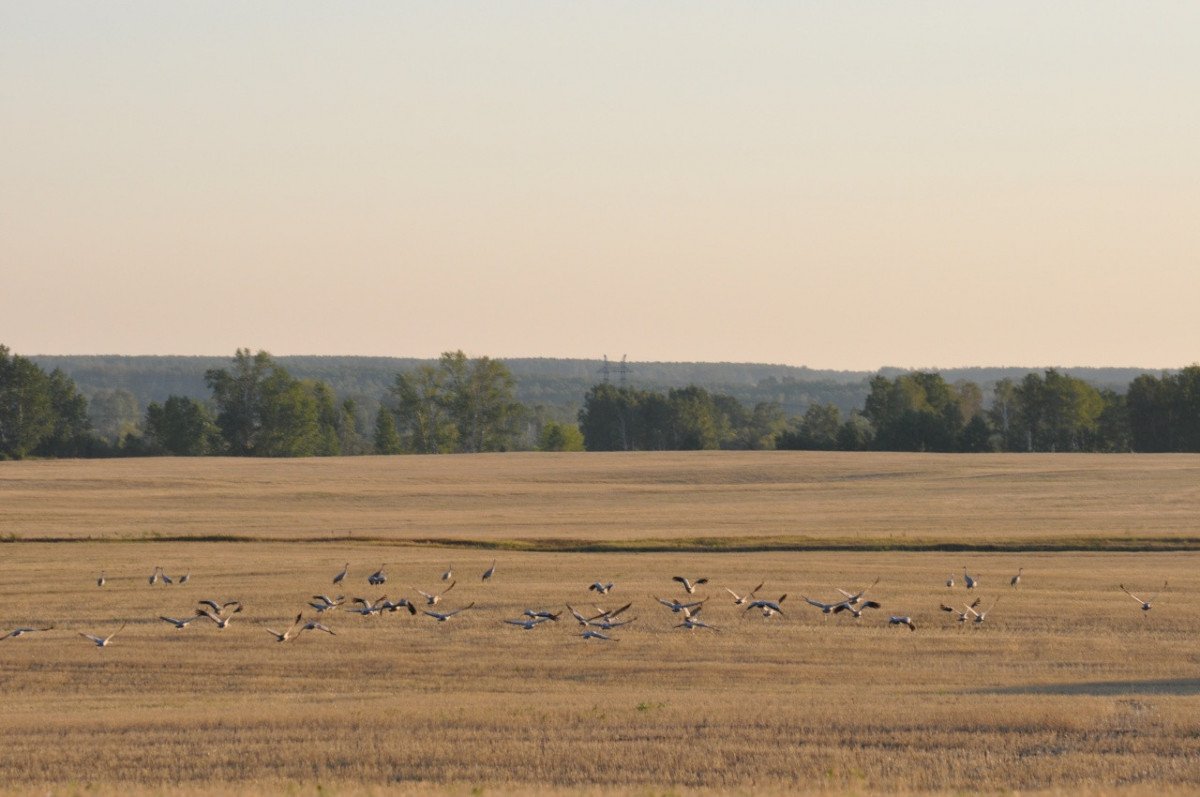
[4,3,1198,371]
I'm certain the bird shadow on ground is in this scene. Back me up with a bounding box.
[973,679,1200,696]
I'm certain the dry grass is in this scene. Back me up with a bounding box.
[3,451,1199,548]
[1,452,1199,795]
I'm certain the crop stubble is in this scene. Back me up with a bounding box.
[1,452,1198,795]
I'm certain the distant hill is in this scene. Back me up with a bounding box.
[28,354,1166,424]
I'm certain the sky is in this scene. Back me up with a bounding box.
[3,2,1198,372]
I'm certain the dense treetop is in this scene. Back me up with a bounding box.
[3,345,1196,458]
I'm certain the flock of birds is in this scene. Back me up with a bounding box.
[0,560,1170,646]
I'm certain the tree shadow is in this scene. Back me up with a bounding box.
[976,679,1200,696]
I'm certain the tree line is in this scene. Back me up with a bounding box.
[3,343,1198,459]
[575,367,1200,453]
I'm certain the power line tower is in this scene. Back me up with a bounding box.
[615,354,631,386]
[598,355,633,386]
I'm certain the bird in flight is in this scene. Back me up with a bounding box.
[836,577,880,606]
[655,596,707,614]
[888,616,916,631]
[424,603,475,622]
[588,582,615,595]
[160,615,198,629]
[676,614,718,631]
[195,600,243,628]
[672,576,708,594]
[725,583,764,605]
[940,598,981,623]
[972,597,1001,624]
[80,622,127,647]
[1120,582,1167,611]
[309,595,345,613]
[833,599,880,619]
[2,625,54,640]
[801,595,850,615]
[415,581,456,605]
[580,630,613,641]
[504,617,552,630]
[745,595,788,618]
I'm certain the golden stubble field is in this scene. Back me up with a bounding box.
[1,452,1199,797]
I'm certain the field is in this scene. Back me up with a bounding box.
[1,452,1198,796]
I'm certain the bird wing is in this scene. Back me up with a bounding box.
[1119,585,1145,603]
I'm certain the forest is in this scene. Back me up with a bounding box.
[2,344,1197,458]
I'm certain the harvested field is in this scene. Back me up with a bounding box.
[1,452,1198,795]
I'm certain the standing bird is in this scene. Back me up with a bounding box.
[481,560,497,582]
[97,572,106,587]
[442,565,453,581]
[888,616,917,631]
[1010,568,1023,587]
[178,570,190,585]
[333,563,349,585]
[963,569,977,590]
[672,576,708,594]
[80,622,126,647]
[946,573,955,588]
[368,565,387,586]
[1121,582,1167,611]
[149,567,161,586]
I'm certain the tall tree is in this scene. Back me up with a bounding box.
[205,349,275,455]
[372,405,403,454]
[0,345,55,459]
[390,363,455,453]
[441,352,521,453]
[144,395,221,455]
[36,368,94,457]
